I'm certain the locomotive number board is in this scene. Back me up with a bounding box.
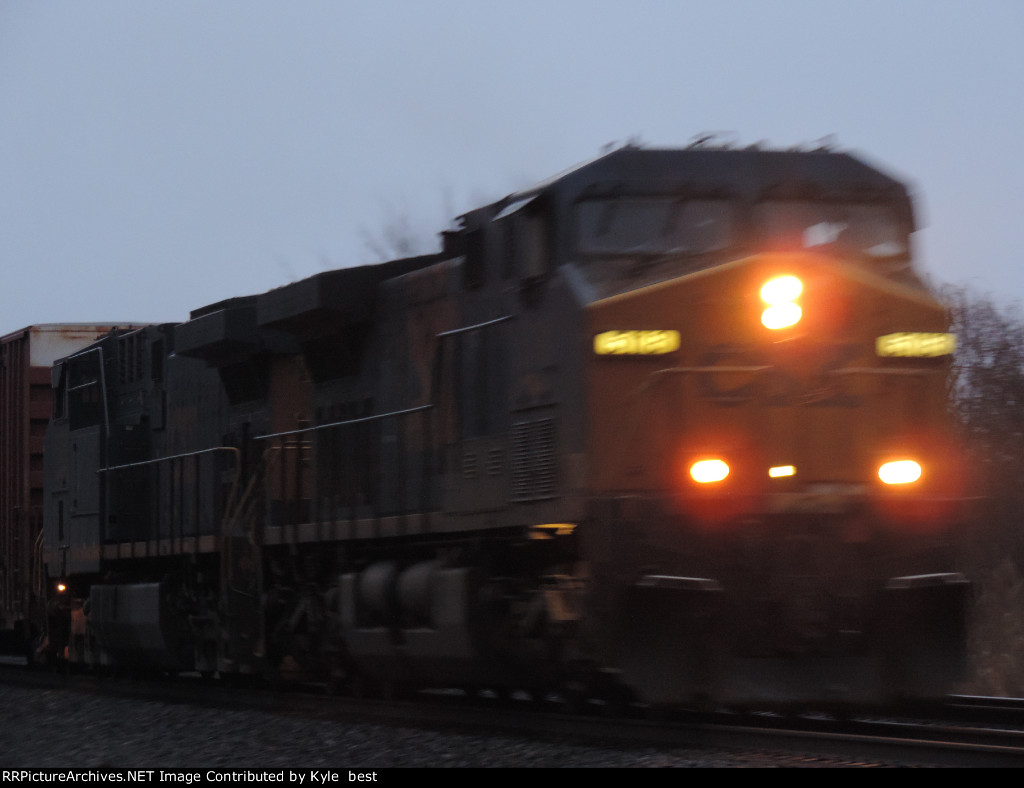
[593,330,681,355]
[875,332,956,358]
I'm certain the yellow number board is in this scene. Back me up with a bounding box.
[594,330,681,356]
[875,332,956,358]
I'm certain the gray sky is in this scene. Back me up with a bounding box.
[2,1,1022,335]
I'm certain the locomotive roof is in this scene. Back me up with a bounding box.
[508,145,911,206]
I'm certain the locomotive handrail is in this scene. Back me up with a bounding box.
[435,314,513,338]
[95,447,243,561]
[650,365,773,374]
[828,367,946,376]
[32,528,45,598]
[255,403,434,442]
[96,445,241,473]
[644,365,944,376]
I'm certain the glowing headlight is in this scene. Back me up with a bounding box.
[761,303,802,330]
[760,275,803,330]
[760,275,803,304]
[690,459,730,484]
[878,460,922,485]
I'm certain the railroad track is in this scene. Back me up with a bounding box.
[3,660,1023,767]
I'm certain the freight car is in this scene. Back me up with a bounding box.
[27,143,970,708]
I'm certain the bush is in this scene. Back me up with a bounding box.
[946,287,1024,693]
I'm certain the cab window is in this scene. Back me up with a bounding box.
[575,198,735,256]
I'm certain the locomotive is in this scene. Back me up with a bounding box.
[11,143,971,708]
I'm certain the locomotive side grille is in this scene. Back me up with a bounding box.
[511,418,556,501]
[461,453,478,479]
[486,448,504,476]
[118,331,144,384]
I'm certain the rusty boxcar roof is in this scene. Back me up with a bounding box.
[0,324,145,368]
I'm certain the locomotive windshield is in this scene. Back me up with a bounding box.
[574,197,908,262]
[575,198,735,256]
[753,201,908,259]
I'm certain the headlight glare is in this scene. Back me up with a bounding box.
[878,460,922,485]
[690,459,730,484]
[760,275,803,304]
[760,275,803,330]
[761,303,802,330]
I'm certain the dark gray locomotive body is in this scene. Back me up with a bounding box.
[36,146,968,707]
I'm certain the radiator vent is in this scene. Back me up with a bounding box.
[462,453,478,479]
[511,418,556,501]
[487,448,504,476]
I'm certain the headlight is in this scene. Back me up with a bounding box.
[690,459,730,483]
[760,275,803,330]
[760,275,802,304]
[878,460,922,485]
[761,303,802,330]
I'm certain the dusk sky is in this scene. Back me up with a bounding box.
[2,1,1022,335]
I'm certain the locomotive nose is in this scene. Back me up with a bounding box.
[587,250,961,526]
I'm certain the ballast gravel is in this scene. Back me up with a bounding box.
[0,684,876,768]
